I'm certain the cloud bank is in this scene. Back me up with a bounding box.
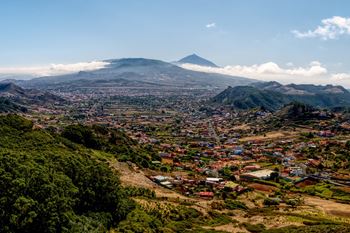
[0,61,109,77]
[180,61,329,84]
[181,61,350,87]
[292,16,350,40]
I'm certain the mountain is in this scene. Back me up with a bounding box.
[21,58,256,89]
[213,82,350,110]
[177,54,219,67]
[0,82,65,105]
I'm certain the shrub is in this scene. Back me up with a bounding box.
[263,198,280,206]
[243,223,266,233]
[224,199,248,210]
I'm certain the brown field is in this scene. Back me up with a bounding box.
[248,183,278,192]
[239,131,295,142]
[304,196,350,218]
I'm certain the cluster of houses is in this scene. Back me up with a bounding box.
[150,174,249,198]
[143,127,344,198]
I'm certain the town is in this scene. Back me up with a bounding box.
[25,85,350,207]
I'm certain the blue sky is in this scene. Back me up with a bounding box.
[1,0,350,86]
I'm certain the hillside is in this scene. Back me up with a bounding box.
[0,97,27,113]
[0,115,138,232]
[213,82,350,110]
[0,82,65,105]
[20,58,256,90]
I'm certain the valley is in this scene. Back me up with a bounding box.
[1,56,350,233]
[2,2,350,232]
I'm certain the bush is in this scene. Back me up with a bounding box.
[243,223,266,233]
[224,199,248,210]
[263,198,280,206]
[206,211,232,226]
[62,124,103,149]
[124,187,156,199]
[210,201,225,210]
[285,198,302,207]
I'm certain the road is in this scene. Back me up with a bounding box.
[208,120,221,145]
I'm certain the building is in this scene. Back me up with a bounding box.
[197,191,214,199]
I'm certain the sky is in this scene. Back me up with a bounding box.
[1,0,350,86]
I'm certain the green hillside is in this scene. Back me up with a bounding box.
[0,115,137,232]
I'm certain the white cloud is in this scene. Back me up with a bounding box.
[0,61,109,77]
[309,61,321,66]
[206,22,216,28]
[330,73,350,87]
[180,61,350,87]
[292,16,350,40]
[331,73,350,81]
[180,61,328,83]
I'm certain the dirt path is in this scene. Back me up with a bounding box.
[110,161,182,198]
[304,196,350,218]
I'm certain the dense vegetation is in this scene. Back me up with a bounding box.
[61,124,156,168]
[212,86,289,111]
[0,115,135,232]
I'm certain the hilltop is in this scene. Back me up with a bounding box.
[212,82,350,110]
[0,82,65,106]
[177,53,219,67]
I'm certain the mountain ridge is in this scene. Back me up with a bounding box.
[213,82,350,110]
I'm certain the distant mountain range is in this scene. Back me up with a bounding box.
[16,56,255,90]
[176,54,219,67]
[212,81,350,110]
[5,55,350,111]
